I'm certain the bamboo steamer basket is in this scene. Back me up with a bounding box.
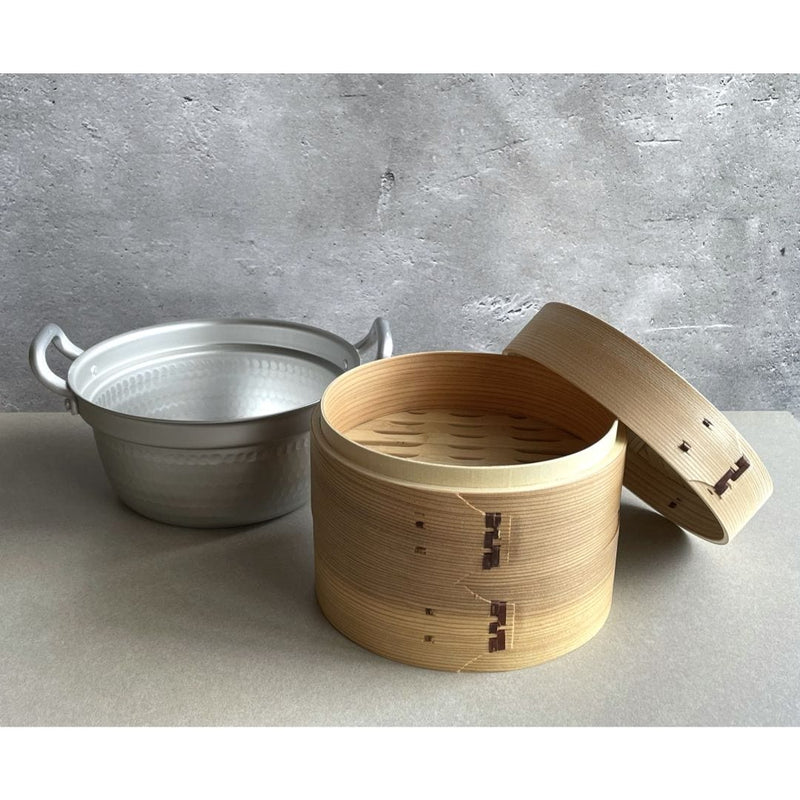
[311,303,772,672]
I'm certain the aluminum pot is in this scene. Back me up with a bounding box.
[29,317,392,527]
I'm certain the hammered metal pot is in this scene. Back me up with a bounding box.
[29,317,392,527]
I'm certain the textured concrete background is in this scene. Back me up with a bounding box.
[1,74,798,413]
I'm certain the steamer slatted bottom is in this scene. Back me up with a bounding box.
[347,410,586,465]
[311,352,627,672]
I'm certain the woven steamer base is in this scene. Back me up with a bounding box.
[312,352,626,672]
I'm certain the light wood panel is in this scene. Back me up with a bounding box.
[507,302,773,543]
[312,351,626,672]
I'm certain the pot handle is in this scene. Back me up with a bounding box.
[29,323,84,399]
[354,317,393,361]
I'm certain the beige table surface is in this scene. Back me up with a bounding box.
[1,411,797,726]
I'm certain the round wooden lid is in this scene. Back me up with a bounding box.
[505,302,773,543]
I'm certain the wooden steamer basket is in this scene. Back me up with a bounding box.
[310,303,772,672]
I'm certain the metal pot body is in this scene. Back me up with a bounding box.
[30,318,392,527]
[93,430,310,528]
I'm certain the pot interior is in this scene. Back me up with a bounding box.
[69,320,356,423]
[321,352,617,468]
[90,344,341,422]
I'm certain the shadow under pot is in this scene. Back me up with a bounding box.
[311,351,626,672]
[29,317,392,528]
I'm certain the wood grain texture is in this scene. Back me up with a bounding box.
[507,302,773,543]
[312,351,626,672]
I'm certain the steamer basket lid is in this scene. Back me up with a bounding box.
[504,302,772,544]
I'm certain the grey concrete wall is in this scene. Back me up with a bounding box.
[1,74,798,413]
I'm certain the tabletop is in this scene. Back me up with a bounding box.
[1,411,797,726]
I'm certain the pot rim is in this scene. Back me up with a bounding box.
[66,317,360,448]
[318,350,624,491]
